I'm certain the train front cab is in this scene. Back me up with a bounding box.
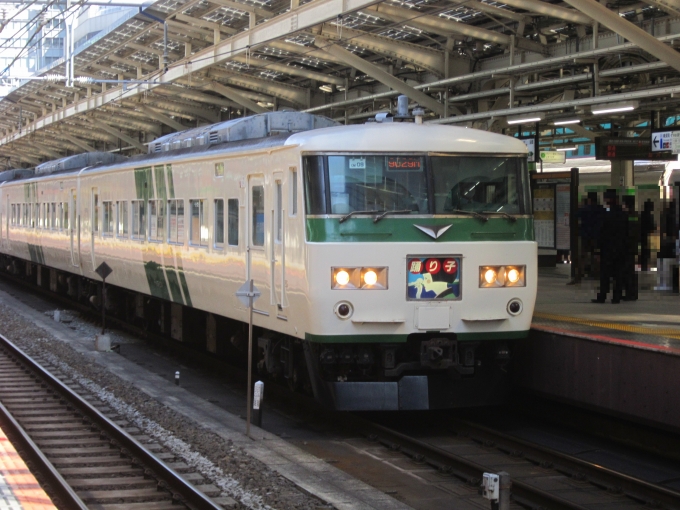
[301,151,537,410]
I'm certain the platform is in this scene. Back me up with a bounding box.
[515,264,680,431]
[0,424,56,510]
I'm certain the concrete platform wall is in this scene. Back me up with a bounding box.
[513,330,680,431]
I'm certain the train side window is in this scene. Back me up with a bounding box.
[149,200,165,242]
[289,167,298,217]
[51,203,57,230]
[214,199,224,248]
[252,186,264,247]
[132,200,146,239]
[190,199,208,247]
[103,201,114,236]
[228,199,238,246]
[303,156,326,214]
[34,204,39,228]
[168,199,184,244]
[117,201,128,238]
[62,202,69,231]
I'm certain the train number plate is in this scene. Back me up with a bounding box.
[407,256,461,300]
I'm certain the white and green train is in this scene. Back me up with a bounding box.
[0,109,537,410]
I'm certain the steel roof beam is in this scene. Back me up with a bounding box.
[365,3,545,54]
[644,0,680,18]
[83,118,146,151]
[208,68,308,105]
[28,140,62,159]
[208,81,269,113]
[232,55,346,86]
[564,0,680,73]
[317,23,446,75]
[0,0,403,147]
[429,83,680,124]
[152,87,239,108]
[209,0,272,18]
[314,36,446,116]
[57,133,96,152]
[137,105,186,131]
[446,0,527,23]
[91,112,161,134]
[266,41,345,66]
[496,0,592,24]
[142,98,221,123]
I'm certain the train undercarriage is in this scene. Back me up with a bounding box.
[0,255,515,411]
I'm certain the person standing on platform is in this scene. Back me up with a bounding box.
[622,195,639,301]
[592,190,628,304]
[640,200,655,272]
[578,192,601,278]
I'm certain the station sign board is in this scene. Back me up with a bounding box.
[519,136,539,163]
[595,136,677,161]
[539,150,566,164]
[651,129,680,154]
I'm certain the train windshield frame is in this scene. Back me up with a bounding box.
[303,153,530,216]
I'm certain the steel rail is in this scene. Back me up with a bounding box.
[365,422,589,510]
[0,400,88,510]
[0,333,223,510]
[454,418,680,510]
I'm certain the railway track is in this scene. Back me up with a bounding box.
[357,416,680,510]
[0,333,229,510]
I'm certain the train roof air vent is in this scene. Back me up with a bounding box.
[147,112,340,154]
[35,152,128,175]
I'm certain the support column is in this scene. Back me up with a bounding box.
[611,160,634,187]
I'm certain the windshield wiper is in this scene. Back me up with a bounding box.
[338,209,381,224]
[482,211,517,222]
[373,209,413,223]
[450,209,489,222]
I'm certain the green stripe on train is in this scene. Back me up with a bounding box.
[142,260,192,306]
[166,165,175,199]
[305,217,534,243]
[27,244,45,265]
[134,167,153,201]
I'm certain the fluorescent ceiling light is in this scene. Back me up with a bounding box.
[591,101,638,115]
[507,113,544,125]
[556,146,577,152]
[553,119,581,125]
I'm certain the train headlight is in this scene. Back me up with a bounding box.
[480,266,525,288]
[363,270,378,286]
[332,267,388,289]
[335,270,350,286]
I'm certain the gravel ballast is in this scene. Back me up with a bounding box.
[0,299,331,510]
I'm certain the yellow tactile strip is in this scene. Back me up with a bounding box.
[533,312,680,341]
[0,426,57,510]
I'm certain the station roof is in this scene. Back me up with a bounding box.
[0,0,679,167]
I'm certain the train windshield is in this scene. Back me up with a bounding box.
[303,154,529,215]
[431,156,529,215]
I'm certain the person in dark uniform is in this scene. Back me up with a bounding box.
[622,195,639,301]
[593,190,628,304]
[639,200,655,272]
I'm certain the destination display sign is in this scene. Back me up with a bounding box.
[595,136,677,161]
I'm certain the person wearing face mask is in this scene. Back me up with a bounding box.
[592,190,628,304]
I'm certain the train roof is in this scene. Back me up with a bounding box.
[285,123,529,154]
[1,120,527,185]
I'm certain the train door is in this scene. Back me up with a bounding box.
[70,189,80,267]
[247,175,269,315]
[271,172,288,315]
